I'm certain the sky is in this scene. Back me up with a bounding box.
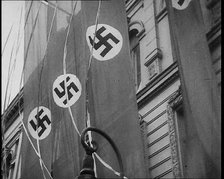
[2,1,25,114]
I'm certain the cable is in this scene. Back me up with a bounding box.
[16,1,81,178]
[5,5,24,110]
[94,153,128,179]
[86,111,97,177]
[41,0,72,16]
[14,1,53,178]
[21,121,53,178]
[59,0,127,177]
[61,0,81,137]
[3,38,17,114]
[22,3,48,179]
[35,4,58,179]
[3,4,23,112]
[84,1,102,176]
[3,1,125,179]
[2,0,33,113]
[1,1,24,57]
[1,4,24,178]
[2,2,31,177]
[84,1,128,178]
[87,0,102,72]
[6,1,33,104]
[1,24,14,57]
[24,1,34,29]
[84,0,102,174]
[22,3,47,179]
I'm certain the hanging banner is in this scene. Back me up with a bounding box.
[82,1,147,178]
[21,1,86,179]
[21,2,53,179]
[166,0,221,177]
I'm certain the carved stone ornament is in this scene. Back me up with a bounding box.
[167,87,183,178]
[139,114,150,177]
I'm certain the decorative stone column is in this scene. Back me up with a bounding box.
[167,87,183,178]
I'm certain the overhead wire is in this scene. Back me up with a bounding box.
[87,0,101,72]
[3,38,17,115]
[2,1,74,179]
[18,2,49,179]
[14,1,53,179]
[24,1,34,29]
[3,1,33,113]
[20,122,53,178]
[1,24,14,57]
[94,153,128,178]
[5,4,24,110]
[2,1,32,178]
[1,0,26,57]
[61,0,81,136]
[14,1,81,178]
[8,1,34,95]
[2,4,24,178]
[2,2,24,113]
[3,1,127,178]
[5,1,35,110]
[59,0,127,178]
[85,1,102,177]
[36,2,58,179]
[58,0,97,176]
[41,0,71,16]
[84,1,128,178]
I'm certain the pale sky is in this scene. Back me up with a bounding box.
[2,1,25,114]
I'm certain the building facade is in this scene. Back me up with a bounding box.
[2,0,221,178]
[2,90,23,179]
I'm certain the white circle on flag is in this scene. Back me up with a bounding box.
[27,106,51,140]
[86,24,123,61]
[172,0,192,10]
[52,74,82,108]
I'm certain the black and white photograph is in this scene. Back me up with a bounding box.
[2,0,221,178]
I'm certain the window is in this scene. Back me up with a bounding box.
[155,0,174,70]
[8,163,15,179]
[2,131,22,179]
[206,0,221,27]
[129,29,141,92]
[128,20,145,92]
[1,147,12,178]
[10,139,19,162]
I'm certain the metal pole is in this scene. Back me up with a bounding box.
[76,127,124,179]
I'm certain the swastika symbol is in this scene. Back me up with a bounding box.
[86,24,123,61]
[54,76,79,105]
[53,74,82,108]
[29,108,51,137]
[28,106,51,140]
[88,26,120,57]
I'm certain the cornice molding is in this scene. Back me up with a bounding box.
[206,0,220,9]
[2,88,23,130]
[207,20,221,50]
[126,0,143,14]
[144,48,162,67]
[137,62,179,109]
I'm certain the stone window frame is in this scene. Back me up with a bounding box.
[128,20,145,92]
[166,87,183,178]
